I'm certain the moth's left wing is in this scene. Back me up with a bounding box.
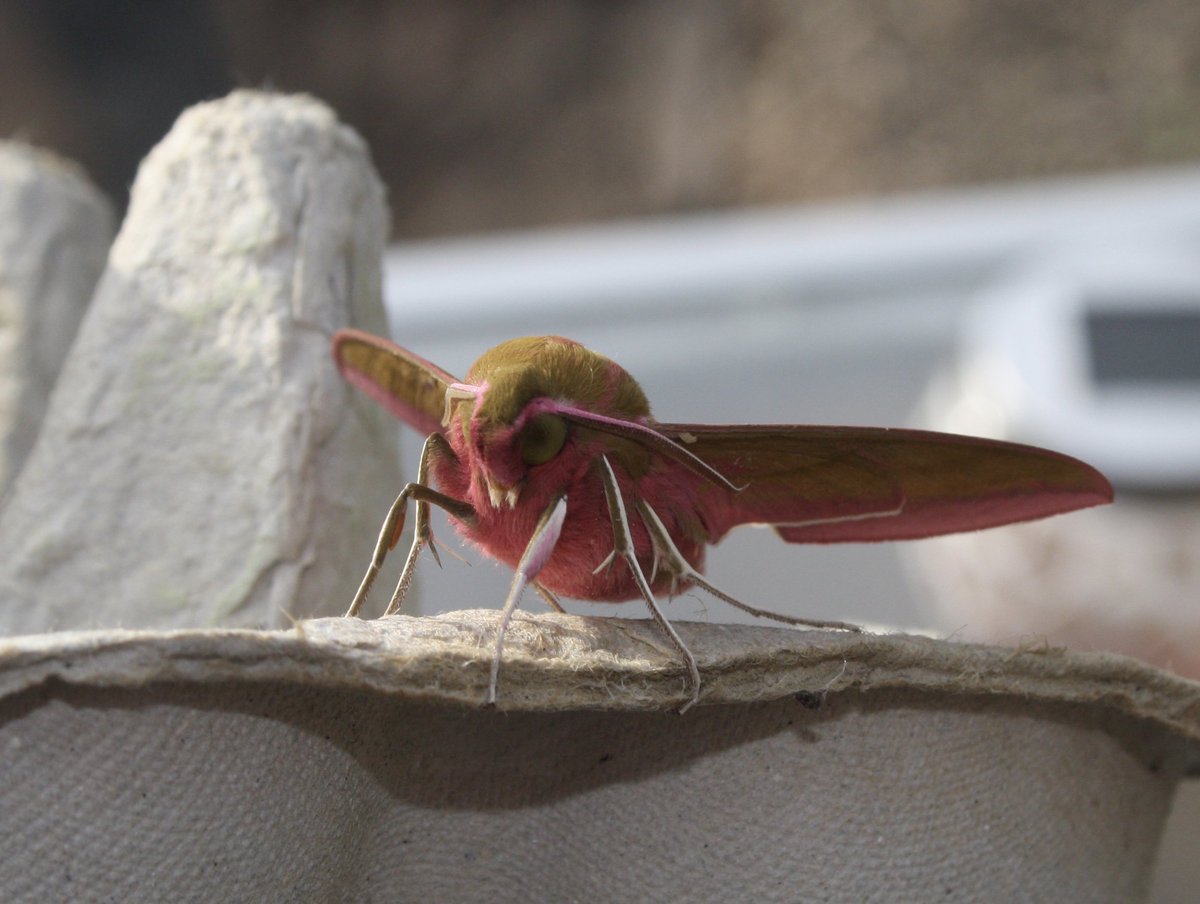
[654,423,1113,544]
[333,329,458,435]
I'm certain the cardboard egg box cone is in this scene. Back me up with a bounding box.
[0,141,113,495]
[1,91,1197,902]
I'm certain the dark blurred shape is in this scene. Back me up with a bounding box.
[2,1,1200,237]
[1087,308,1200,386]
[1,0,230,208]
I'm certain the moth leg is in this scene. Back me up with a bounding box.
[345,433,474,618]
[532,582,568,614]
[637,500,863,633]
[488,495,568,705]
[597,456,703,713]
[381,436,476,616]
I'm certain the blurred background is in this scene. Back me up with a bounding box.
[2,3,1198,899]
[4,1,1200,237]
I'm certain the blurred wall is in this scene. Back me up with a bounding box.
[1,0,1199,237]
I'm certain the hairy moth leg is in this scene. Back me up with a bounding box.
[597,455,703,713]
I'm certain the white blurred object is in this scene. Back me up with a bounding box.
[923,240,1200,487]
[910,239,1200,678]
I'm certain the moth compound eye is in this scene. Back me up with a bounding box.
[519,414,567,466]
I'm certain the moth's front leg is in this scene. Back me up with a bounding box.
[487,494,568,704]
[345,433,474,618]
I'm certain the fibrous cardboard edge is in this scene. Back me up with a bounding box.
[1,610,1197,769]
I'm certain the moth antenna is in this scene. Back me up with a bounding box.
[556,406,745,494]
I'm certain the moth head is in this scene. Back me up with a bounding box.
[449,337,651,503]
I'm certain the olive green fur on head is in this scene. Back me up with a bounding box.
[468,336,651,426]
